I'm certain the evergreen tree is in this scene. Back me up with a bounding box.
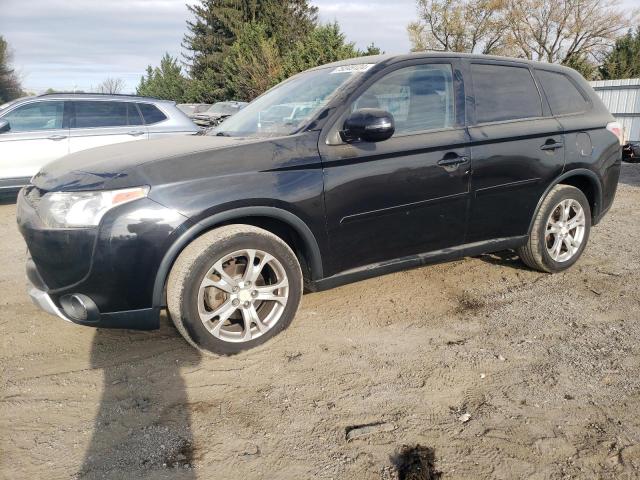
[0,36,23,103]
[562,54,599,80]
[224,22,382,101]
[136,54,189,102]
[222,23,284,101]
[600,27,640,80]
[182,0,318,100]
[282,23,364,78]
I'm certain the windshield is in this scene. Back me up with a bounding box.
[211,64,374,137]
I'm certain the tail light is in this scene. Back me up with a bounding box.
[606,121,624,145]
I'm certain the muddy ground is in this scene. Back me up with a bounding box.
[1,164,640,480]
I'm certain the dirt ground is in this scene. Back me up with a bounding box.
[1,164,640,480]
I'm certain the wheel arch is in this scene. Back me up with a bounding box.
[152,206,324,308]
[528,169,603,234]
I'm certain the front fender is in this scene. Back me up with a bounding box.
[151,206,324,308]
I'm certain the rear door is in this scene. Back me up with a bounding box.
[466,61,564,243]
[0,100,69,184]
[534,69,596,169]
[319,59,471,274]
[69,100,148,154]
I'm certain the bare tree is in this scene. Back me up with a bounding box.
[95,78,125,94]
[408,0,637,66]
[504,0,637,63]
[408,0,510,54]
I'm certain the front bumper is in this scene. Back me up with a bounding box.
[28,285,72,323]
[27,272,161,330]
[17,186,189,330]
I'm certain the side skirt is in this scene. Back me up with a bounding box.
[307,235,528,292]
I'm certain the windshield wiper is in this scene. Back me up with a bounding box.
[215,131,230,137]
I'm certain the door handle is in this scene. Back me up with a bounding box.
[127,130,145,137]
[437,154,469,167]
[47,134,67,141]
[541,140,564,151]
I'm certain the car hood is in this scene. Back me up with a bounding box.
[31,135,246,191]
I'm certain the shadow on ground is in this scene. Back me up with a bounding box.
[79,319,201,479]
[475,250,530,271]
[620,162,640,187]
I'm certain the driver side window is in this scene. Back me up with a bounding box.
[3,101,65,132]
[352,64,455,135]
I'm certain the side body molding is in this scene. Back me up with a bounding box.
[152,206,324,308]
[527,168,603,235]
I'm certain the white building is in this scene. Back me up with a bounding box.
[590,78,640,143]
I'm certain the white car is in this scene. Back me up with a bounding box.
[0,93,199,192]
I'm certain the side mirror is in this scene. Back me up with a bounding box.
[0,120,9,133]
[340,108,395,143]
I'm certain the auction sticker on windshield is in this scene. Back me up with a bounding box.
[330,64,375,74]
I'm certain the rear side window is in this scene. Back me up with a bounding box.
[2,101,65,131]
[536,70,589,115]
[74,101,129,128]
[138,103,167,124]
[471,64,543,123]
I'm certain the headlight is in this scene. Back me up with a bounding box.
[37,186,149,228]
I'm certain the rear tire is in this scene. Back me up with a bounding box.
[517,185,591,273]
[167,225,303,355]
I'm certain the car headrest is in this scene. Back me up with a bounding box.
[410,70,447,95]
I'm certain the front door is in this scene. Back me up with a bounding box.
[0,100,69,185]
[319,61,471,274]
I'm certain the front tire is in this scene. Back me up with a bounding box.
[167,225,303,355]
[517,185,591,273]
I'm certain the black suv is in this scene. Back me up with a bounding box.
[17,54,622,355]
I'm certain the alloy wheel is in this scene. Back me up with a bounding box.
[197,249,289,343]
[545,199,586,263]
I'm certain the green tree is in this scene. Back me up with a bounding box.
[562,54,599,80]
[222,23,284,101]
[282,23,367,77]
[0,36,23,103]
[182,0,318,100]
[361,43,383,56]
[136,53,189,102]
[600,27,640,80]
[223,22,381,101]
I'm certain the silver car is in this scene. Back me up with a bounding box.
[192,101,248,127]
[0,93,199,191]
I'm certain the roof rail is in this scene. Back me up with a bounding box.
[36,92,164,101]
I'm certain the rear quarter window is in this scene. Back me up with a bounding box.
[471,63,543,123]
[138,103,168,124]
[536,70,590,115]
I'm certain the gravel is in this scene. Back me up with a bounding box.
[1,163,639,479]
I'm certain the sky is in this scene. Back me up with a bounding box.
[0,0,635,94]
[0,0,416,94]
